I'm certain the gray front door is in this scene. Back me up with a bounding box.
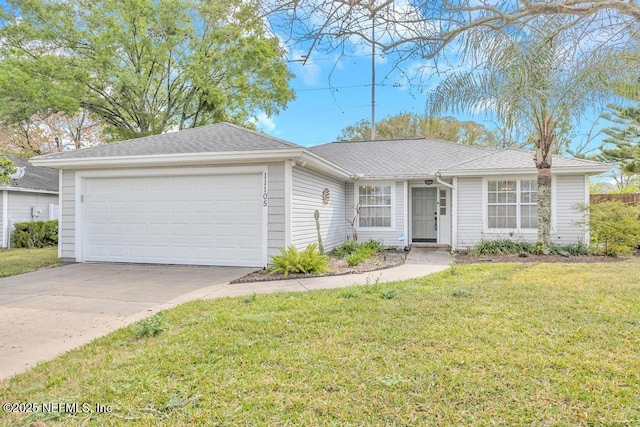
[412,187,437,242]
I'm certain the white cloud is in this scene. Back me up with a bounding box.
[290,49,322,85]
[253,113,277,133]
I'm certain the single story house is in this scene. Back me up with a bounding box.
[30,123,610,267]
[1,155,59,248]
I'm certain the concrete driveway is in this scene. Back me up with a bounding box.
[0,263,253,379]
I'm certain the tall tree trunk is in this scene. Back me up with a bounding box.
[537,166,552,254]
[536,128,554,254]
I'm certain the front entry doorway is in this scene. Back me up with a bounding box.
[412,187,438,242]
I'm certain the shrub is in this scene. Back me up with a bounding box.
[361,239,384,253]
[334,239,383,266]
[270,243,330,277]
[332,240,359,258]
[11,220,58,248]
[548,242,590,256]
[585,201,640,256]
[346,246,376,266]
[469,239,535,255]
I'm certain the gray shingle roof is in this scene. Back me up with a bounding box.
[309,138,492,176]
[447,147,609,172]
[34,122,301,160]
[310,140,610,176]
[2,155,58,192]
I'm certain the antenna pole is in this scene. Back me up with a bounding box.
[371,15,376,140]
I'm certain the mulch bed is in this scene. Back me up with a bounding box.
[233,249,634,284]
[455,252,633,264]
[232,250,407,283]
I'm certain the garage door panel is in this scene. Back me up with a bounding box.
[108,245,127,257]
[108,223,127,236]
[148,246,168,258]
[150,201,169,213]
[83,172,264,266]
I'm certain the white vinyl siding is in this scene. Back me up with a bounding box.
[347,180,404,247]
[455,174,588,249]
[456,177,484,249]
[0,190,5,247]
[267,163,286,259]
[5,191,58,247]
[553,175,588,244]
[60,170,76,260]
[7,192,58,222]
[291,167,346,251]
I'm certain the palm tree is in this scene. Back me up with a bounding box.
[427,25,612,253]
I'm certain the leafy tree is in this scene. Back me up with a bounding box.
[599,105,640,180]
[266,0,638,65]
[427,26,611,253]
[337,113,498,147]
[0,111,106,157]
[0,0,294,141]
[0,156,17,185]
[585,201,640,256]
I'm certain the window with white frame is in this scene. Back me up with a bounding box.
[487,179,537,229]
[439,189,447,215]
[358,184,392,227]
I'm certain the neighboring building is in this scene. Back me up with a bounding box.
[1,155,59,248]
[31,123,610,267]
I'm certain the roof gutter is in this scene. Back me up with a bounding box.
[442,165,612,176]
[350,173,442,181]
[30,148,354,180]
[0,185,58,194]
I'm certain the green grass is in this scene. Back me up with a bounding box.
[2,260,640,425]
[0,247,61,277]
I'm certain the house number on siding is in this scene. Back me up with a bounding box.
[262,171,268,207]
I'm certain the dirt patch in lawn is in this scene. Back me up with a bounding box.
[233,250,407,283]
[455,252,632,264]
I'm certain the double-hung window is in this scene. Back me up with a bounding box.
[358,184,392,228]
[487,179,538,230]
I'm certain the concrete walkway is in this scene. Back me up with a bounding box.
[0,248,449,380]
[200,248,451,298]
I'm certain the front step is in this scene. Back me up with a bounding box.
[410,243,450,249]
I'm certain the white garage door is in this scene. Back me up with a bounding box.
[82,172,264,266]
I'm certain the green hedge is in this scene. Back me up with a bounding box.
[11,220,58,248]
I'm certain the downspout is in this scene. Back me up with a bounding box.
[584,175,590,244]
[284,160,293,248]
[435,173,456,250]
[403,181,409,249]
[58,169,63,259]
[2,189,8,248]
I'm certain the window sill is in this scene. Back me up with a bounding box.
[483,228,537,234]
[359,226,396,232]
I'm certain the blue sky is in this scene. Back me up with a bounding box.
[256,49,444,147]
[256,30,613,155]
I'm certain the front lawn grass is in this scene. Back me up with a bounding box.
[0,247,60,278]
[2,260,640,425]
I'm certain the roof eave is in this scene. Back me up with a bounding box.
[299,151,352,179]
[0,185,58,194]
[29,148,353,179]
[348,173,440,181]
[30,149,309,169]
[441,165,612,176]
